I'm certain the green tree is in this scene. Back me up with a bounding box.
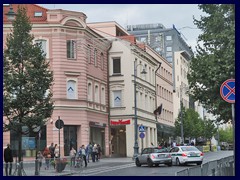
[188,4,235,123]
[3,6,54,163]
[202,119,217,143]
[174,106,204,142]
[219,127,233,143]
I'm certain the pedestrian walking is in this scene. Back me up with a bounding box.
[70,147,76,167]
[43,146,51,170]
[97,144,102,160]
[86,142,93,163]
[81,145,88,167]
[49,143,55,159]
[37,151,44,171]
[4,144,13,176]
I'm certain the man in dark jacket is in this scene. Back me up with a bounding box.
[4,144,13,176]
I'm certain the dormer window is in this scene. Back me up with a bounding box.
[34,11,43,17]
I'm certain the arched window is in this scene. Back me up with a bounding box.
[67,80,77,99]
[101,52,104,70]
[87,45,91,63]
[94,49,97,67]
[88,82,92,101]
[101,86,105,105]
[95,85,99,103]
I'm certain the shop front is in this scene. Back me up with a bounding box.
[89,121,106,156]
[110,119,130,157]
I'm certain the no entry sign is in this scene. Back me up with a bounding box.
[220,79,235,103]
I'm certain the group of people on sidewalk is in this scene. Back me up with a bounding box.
[70,142,102,168]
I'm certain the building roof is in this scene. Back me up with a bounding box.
[3,4,48,23]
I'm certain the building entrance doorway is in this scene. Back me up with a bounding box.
[64,126,77,156]
[111,126,126,157]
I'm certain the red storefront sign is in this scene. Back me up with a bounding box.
[110,119,131,125]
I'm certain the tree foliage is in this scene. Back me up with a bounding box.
[219,127,233,143]
[174,106,217,142]
[3,6,54,135]
[188,4,235,123]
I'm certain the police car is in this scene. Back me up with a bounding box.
[169,146,203,166]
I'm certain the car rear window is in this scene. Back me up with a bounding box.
[153,148,168,153]
[181,146,199,151]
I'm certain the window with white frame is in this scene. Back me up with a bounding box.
[166,46,172,52]
[113,58,121,74]
[95,85,99,103]
[166,35,172,41]
[94,49,97,67]
[88,82,92,101]
[113,90,122,107]
[35,39,47,58]
[67,40,76,59]
[101,86,105,105]
[67,80,77,99]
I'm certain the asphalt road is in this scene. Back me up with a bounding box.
[73,150,233,176]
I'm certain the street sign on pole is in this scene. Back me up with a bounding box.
[139,125,145,132]
[139,132,145,139]
[220,79,235,103]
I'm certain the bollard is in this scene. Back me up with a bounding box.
[35,159,39,175]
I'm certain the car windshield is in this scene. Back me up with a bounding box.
[153,148,168,153]
[181,146,199,151]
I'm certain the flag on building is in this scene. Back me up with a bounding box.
[154,104,162,115]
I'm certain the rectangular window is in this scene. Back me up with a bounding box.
[34,12,43,17]
[67,40,76,59]
[166,46,172,52]
[35,39,47,57]
[113,58,121,74]
[166,35,172,41]
[113,90,122,107]
[87,45,91,63]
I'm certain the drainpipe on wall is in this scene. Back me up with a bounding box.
[155,62,162,144]
[107,41,112,157]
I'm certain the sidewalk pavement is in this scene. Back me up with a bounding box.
[3,157,135,176]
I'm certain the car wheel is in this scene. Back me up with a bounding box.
[147,159,153,167]
[166,162,172,167]
[135,158,141,167]
[197,161,202,165]
[155,163,159,167]
[176,158,181,166]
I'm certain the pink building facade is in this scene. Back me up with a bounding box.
[3,4,110,157]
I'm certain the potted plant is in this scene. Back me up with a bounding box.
[55,158,68,173]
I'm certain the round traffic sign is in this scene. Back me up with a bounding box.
[220,79,235,103]
[55,119,64,129]
[139,132,145,139]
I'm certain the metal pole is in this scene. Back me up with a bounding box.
[232,103,235,176]
[180,87,184,145]
[58,116,61,158]
[133,61,139,158]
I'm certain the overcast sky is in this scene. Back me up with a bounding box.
[39,4,206,53]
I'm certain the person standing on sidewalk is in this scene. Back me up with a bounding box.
[81,145,87,167]
[43,146,51,170]
[4,144,13,176]
[86,142,92,163]
[69,147,76,167]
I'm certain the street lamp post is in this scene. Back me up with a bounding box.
[133,60,147,159]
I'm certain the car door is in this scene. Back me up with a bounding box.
[139,148,148,164]
[170,147,179,164]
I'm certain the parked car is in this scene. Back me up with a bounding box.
[169,146,203,166]
[220,142,229,150]
[135,147,172,167]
